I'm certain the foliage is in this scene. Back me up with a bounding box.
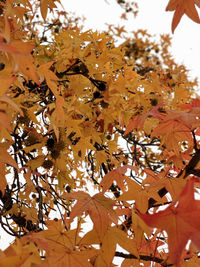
[0,0,200,266]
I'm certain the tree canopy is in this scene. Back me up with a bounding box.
[0,0,200,266]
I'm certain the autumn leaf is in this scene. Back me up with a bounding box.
[180,98,200,110]
[124,105,165,136]
[0,40,39,83]
[0,143,18,169]
[0,95,22,116]
[67,191,118,239]
[166,0,200,32]
[0,142,18,193]
[0,111,13,132]
[24,220,97,267]
[138,178,200,266]
[0,0,200,265]
[37,61,59,96]
[0,239,42,267]
[100,165,137,193]
[40,0,59,21]
[131,210,151,246]
[138,231,165,258]
[0,144,19,193]
[151,119,193,156]
[81,226,138,266]
[118,178,163,213]
[27,155,46,170]
[0,77,16,96]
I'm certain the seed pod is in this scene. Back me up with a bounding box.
[93,91,101,99]
[98,82,106,91]
[42,159,54,169]
[150,98,158,106]
[46,138,55,150]
[0,63,5,71]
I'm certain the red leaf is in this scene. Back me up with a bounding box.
[138,178,200,266]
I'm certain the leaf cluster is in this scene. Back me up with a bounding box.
[0,1,200,266]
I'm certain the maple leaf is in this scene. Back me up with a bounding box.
[40,0,60,21]
[138,231,165,258]
[24,220,97,267]
[124,105,165,136]
[166,0,200,32]
[151,119,193,156]
[162,110,199,130]
[0,40,39,84]
[37,61,59,96]
[67,191,118,239]
[0,95,22,115]
[118,178,163,213]
[1,239,42,267]
[0,0,200,265]
[0,77,16,96]
[180,98,200,110]
[138,178,200,266]
[0,142,18,193]
[100,165,137,193]
[80,226,138,266]
[114,25,126,37]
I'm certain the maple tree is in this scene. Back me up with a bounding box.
[0,0,200,266]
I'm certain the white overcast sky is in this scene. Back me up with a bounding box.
[63,0,200,85]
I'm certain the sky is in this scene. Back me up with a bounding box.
[63,0,200,84]
[1,0,200,256]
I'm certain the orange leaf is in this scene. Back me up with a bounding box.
[124,105,165,135]
[38,61,59,96]
[40,0,59,21]
[0,40,39,84]
[0,40,35,55]
[151,119,193,156]
[1,239,42,267]
[138,233,165,257]
[100,165,138,193]
[83,226,138,266]
[0,142,18,193]
[0,77,16,97]
[24,220,97,267]
[0,111,12,132]
[68,191,118,239]
[118,178,162,213]
[166,0,200,32]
